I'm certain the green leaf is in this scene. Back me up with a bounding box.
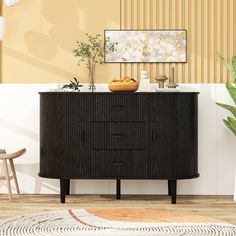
[232,56,236,71]
[226,83,236,105]
[227,116,236,125]
[217,53,236,83]
[74,77,79,84]
[223,118,236,136]
[62,84,71,89]
[216,102,236,118]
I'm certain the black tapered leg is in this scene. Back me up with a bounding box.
[116,179,121,199]
[66,179,70,195]
[60,179,66,203]
[170,180,177,204]
[168,180,171,196]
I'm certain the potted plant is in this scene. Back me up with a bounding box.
[216,54,236,201]
[62,77,83,91]
[73,33,116,92]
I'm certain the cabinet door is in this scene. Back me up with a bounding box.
[175,94,198,178]
[40,94,60,178]
[58,94,92,178]
[148,93,198,179]
[40,94,91,178]
[148,94,177,178]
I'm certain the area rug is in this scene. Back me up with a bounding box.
[0,208,235,236]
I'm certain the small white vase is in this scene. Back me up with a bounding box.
[139,70,150,92]
[234,168,236,201]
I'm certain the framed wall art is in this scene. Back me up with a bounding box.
[105,30,187,63]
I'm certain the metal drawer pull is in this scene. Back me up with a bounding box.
[152,130,156,142]
[112,161,124,166]
[112,105,124,111]
[82,130,85,142]
[112,134,125,138]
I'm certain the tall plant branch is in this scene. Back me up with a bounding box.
[73,33,117,92]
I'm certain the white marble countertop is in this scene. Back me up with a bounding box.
[45,83,200,93]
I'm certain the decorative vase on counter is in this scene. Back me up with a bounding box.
[88,70,96,92]
[167,66,177,88]
[155,75,168,88]
[139,70,150,92]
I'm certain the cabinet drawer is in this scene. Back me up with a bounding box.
[91,95,147,121]
[90,150,147,177]
[91,122,147,150]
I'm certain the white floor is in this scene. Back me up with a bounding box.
[0,83,235,195]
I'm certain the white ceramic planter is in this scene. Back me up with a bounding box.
[234,168,236,201]
[0,16,5,41]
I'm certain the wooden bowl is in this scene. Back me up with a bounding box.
[108,82,139,92]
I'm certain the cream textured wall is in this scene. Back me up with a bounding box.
[120,0,236,83]
[2,0,236,83]
[1,0,120,83]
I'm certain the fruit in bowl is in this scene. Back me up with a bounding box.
[108,76,139,92]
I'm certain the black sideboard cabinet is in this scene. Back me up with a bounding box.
[39,92,199,204]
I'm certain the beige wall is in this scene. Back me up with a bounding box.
[121,0,236,83]
[1,0,120,83]
[1,0,236,83]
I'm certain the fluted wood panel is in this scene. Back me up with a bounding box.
[121,0,236,83]
[40,92,198,180]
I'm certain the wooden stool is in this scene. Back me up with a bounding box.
[0,148,26,201]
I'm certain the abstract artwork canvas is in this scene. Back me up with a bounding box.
[105,30,187,63]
